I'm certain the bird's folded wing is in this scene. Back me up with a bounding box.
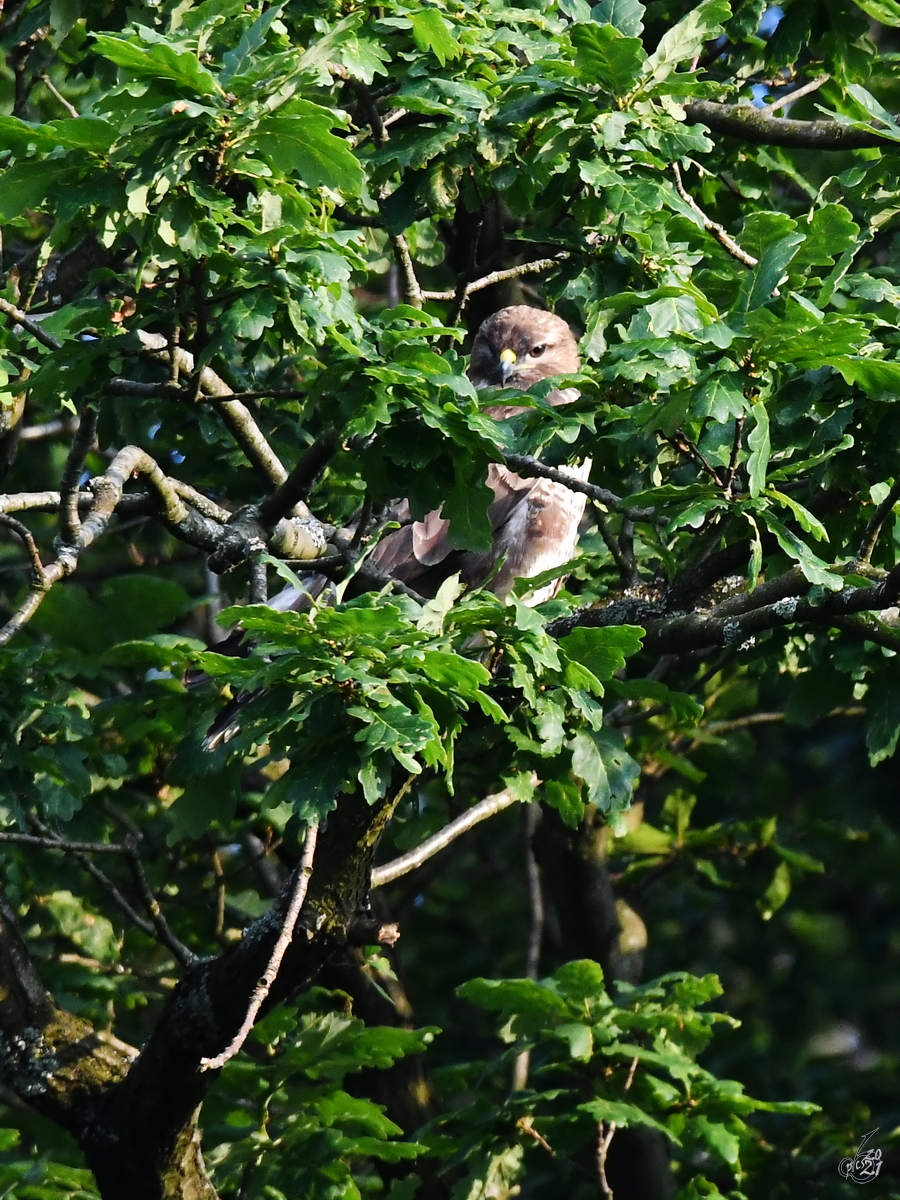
[369,463,585,596]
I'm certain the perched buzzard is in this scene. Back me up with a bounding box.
[199,307,589,749]
[370,305,590,604]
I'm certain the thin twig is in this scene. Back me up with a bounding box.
[0,514,45,583]
[618,518,636,585]
[421,254,571,303]
[101,804,196,967]
[760,74,830,116]
[523,803,543,979]
[350,498,373,551]
[0,831,127,853]
[597,1122,616,1199]
[39,72,79,117]
[331,535,426,603]
[502,453,658,522]
[26,816,156,939]
[371,781,530,888]
[517,1117,556,1156]
[593,506,635,583]
[136,331,291,491]
[109,378,308,404]
[723,415,745,498]
[670,429,724,486]
[596,1057,637,1200]
[671,162,758,268]
[199,821,319,1071]
[123,847,195,967]
[857,479,900,564]
[210,845,226,936]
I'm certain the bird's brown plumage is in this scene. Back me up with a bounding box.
[371,306,590,603]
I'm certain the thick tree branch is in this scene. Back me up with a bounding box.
[82,790,399,1198]
[684,101,892,150]
[0,884,133,1136]
[549,562,900,653]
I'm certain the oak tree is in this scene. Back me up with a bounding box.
[1,0,899,1197]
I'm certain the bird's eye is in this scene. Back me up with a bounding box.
[530,344,546,357]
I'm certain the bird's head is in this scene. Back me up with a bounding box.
[468,306,580,390]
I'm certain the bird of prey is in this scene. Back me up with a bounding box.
[370,305,590,604]
[198,307,588,750]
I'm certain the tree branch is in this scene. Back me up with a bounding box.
[0,296,62,350]
[512,801,544,1091]
[0,831,128,853]
[200,822,319,1072]
[857,479,900,564]
[0,884,132,1134]
[0,444,335,645]
[671,163,758,268]
[594,506,635,583]
[684,101,892,150]
[547,559,900,653]
[39,71,79,117]
[109,378,307,404]
[389,233,424,308]
[83,789,397,1194]
[122,845,197,968]
[58,405,99,545]
[760,74,830,116]
[20,416,79,442]
[421,254,572,303]
[0,513,46,584]
[371,780,529,887]
[137,331,291,491]
[257,429,340,529]
[26,816,159,944]
[501,453,659,521]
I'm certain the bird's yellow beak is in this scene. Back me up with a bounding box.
[499,346,517,383]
